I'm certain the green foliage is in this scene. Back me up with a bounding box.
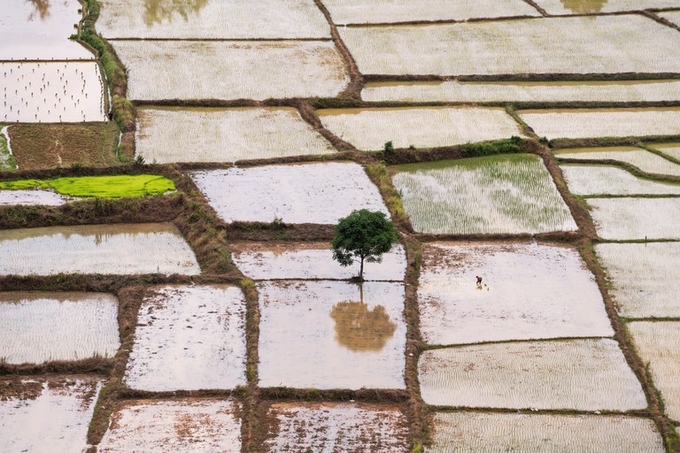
[0,131,17,171]
[0,175,175,198]
[461,136,522,157]
[331,209,399,280]
[384,140,395,155]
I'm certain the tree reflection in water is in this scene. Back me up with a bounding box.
[560,0,608,13]
[27,0,50,20]
[330,300,396,352]
[144,0,210,25]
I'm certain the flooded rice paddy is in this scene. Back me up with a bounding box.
[555,147,680,177]
[588,198,680,240]
[124,285,246,391]
[362,79,680,104]
[338,15,680,76]
[0,292,119,364]
[97,0,330,39]
[418,242,613,345]
[263,402,409,453]
[318,107,522,151]
[392,155,577,234]
[231,242,406,281]
[533,0,680,14]
[0,189,69,206]
[0,376,103,452]
[419,339,647,410]
[0,223,200,275]
[136,107,336,164]
[429,412,664,453]
[111,40,350,101]
[519,108,680,140]
[98,398,242,452]
[191,162,389,224]
[257,281,406,389]
[628,322,680,422]
[560,165,680,196]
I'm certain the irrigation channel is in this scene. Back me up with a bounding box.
[2,0,680,451]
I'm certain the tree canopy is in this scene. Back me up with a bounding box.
[331,209,399,280]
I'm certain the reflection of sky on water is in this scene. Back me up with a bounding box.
[143,0,209,25]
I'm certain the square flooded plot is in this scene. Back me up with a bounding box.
[588,198,680,240]
[429,412,664,453]
[0,292,119,364]
[628,322,680,422]
[191,162,389,224]
[519,108,680,140]
[560,165,680,196]
[0,189,69,206]
[98,398,242,452]
[392,155,577,234]
[124,285,246,391]
[258,281,406,389]
[97,0,329,39]
[418,339,646,410]
[0,376,103,453]
[362,80,680,104]
[0,0,93,60]
[650,143,680,161]
[318,107,522,151]
[555,147,680,177]
[596,243,680,318]
[1,62,107,123]
[263,402,409,452]
[418,242,612,346]
[136,107,336,164]
[230,241,406,281]
[533,0,680,14]
[111,41,349,101]
[323,0,539,25]
[337,15,680,76]
[0,223,200,276]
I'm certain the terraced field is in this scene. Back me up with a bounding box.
[2,0,680,452]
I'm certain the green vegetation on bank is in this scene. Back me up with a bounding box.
[0,175,175,198]
[0,128,17,171]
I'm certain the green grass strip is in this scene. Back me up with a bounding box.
[0,175,175,198]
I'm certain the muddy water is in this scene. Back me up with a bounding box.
[257,281,406,389]
[1,61,106,123]
[124,285,247,391]
[0,292,120,364]
[1,0,93,60]
[0,189,70,206]
[0,223,201,275]
[0,376,103,452]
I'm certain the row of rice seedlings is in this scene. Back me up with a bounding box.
[649,143,680,162]
[560,164,680,196]
[0,292,120,364]
[0,174,175,198]
[520,108,680,140]
[627,321,680,422]
[337,15,680,76]
[98,398,242,452]
[124,285,246,391]
[588,198,680,240]
[97,0,330,39]
[318,107,522,151]
[230,242,406,281]
[322,0,540,25]
[418,339,647,410]
[111,40,349,101]
[428,412,664,452]
[596,242,680,318]
[660,11,680,27]
[2,0,93,60]
[418,242,613,346]
[0,223,201,276]
[136,107,336,164]
[264,402,409,452]
[392,154,577,234]
[362,79,680,104]
[556,147,680,177]
[533,0,680,14]
[257,280,406,390]
[0,377,103,452]
[190,162,390,224]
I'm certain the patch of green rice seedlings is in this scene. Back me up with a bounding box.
[393,154,576,234]
[556,147,680,177]
[560,164,680,196]
[595,242,680,318]
[628,321,680,422]
[588,198,680,240]
[0,175,175,198]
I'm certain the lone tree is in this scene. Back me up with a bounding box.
[331,209,399,281]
